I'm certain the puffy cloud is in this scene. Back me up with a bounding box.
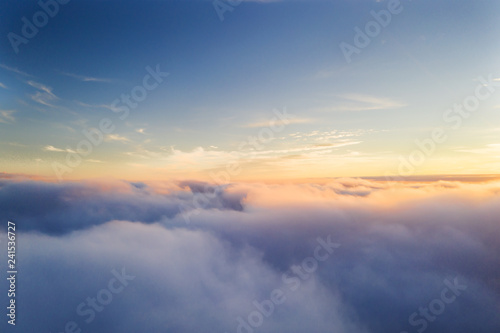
[0,177,499,332]
[0,179,245,235]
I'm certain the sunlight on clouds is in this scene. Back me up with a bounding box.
[43,145,75,153]
[455,144,500,156]
[105,134,131,142]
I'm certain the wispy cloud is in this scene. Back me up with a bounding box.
[75,100,124,112]
[319,94,406,112]
[244,140,362,156]
[122,138,363,177]
[311,68,346,80]
[0,64,33,77]
[30,92,56,107]
[243,117,314,128]
[27,80,58,107]
[105,134,130,142]
[27,81,56,96]
[43,145,75,153]
[288,129,370,141]
[455,144,500,156]
[58,70,113,83]
[7,142,27,147]
[0,110,16,124]
[53,123,76,133]
[0,82,7,89]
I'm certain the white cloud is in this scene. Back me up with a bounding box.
[57,70,113,83]
[0,64,33,77]
[318,94,406,112]
[43,145,75,153]
[75,100,124,112]
[455,144,500,155]
[27,81,58,107]
[105,134,130,142]
[0,178,499,332]
[243,117,315,128]
[0,110,16,124]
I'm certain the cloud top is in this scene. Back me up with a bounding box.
[0,176,499,332]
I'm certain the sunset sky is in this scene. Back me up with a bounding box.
[1,0,500,181]
[1,1,500,333]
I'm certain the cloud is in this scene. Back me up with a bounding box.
[27,80,58,107]
[7,142,27,147]
[0,63,33,77]
[75,100,124,112]
[43,145,75,153]
[0,82,7,89]
[319,94,406,112]
[27,81,55,95]
[243,117,315,128]
[119,128,368,178]
[30,92,57,107]
[0,177,499,332]
[0,110,16,123]
[105,134,131,142]
[454,144,500,156]
[57,70,114,83]
[43,145,65,152]
[0,179,245,234]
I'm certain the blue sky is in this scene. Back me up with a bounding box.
[1,0,499,180]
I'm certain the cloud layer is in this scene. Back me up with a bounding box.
[0,177,499,333]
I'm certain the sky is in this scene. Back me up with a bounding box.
[1,2,500,332]
[1,0,499,181]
